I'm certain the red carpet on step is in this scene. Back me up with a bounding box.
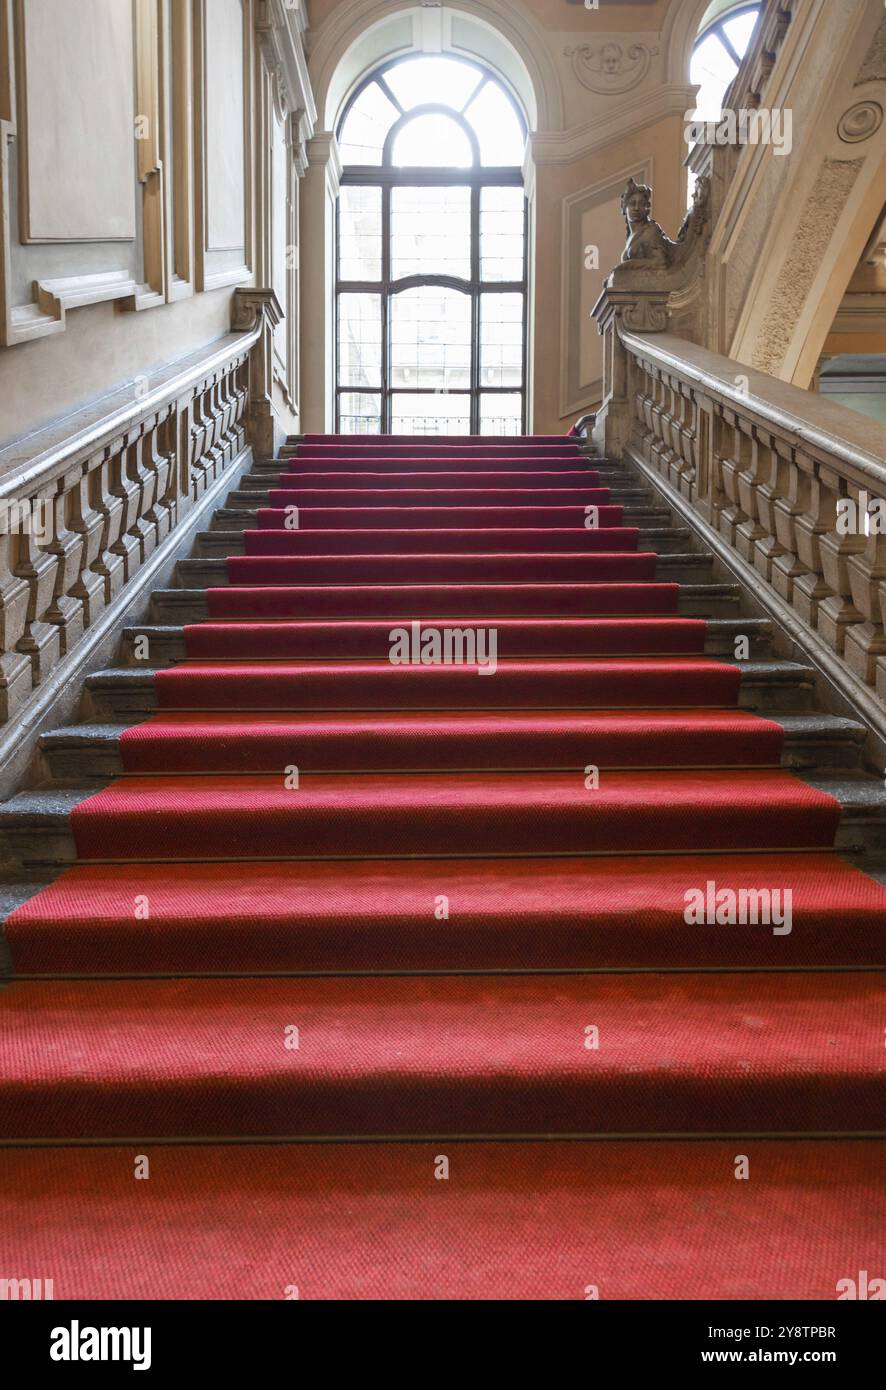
[205,582,683,620]
[7,852,885,976]
[0,1140,883,1300]
[69,769,842,862]
[2,973,885,1140]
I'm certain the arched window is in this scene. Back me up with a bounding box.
[691,3,762,121]
[335,55,528,435]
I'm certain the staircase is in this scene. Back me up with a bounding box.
[1,433,884,1301]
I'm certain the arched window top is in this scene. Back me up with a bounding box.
[691,3,762,121]
[338,55,527,169]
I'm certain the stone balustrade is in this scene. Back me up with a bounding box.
[602,320,886,704]
[0,289,282,724]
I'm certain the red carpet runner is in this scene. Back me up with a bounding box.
[3,431,885,1300]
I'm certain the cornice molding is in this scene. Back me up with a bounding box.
[255,0,317,138]
[532,84,697,166]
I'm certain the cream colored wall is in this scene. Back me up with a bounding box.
[0,286,234,445]
[0,0,314,454]
[533,115,688,432]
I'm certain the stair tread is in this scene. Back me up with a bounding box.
[6,851,886,975]
[0,1139,880,1298]
[39,709,866,747]
[1,973,883,1140]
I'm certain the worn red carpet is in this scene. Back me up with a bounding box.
[3,431,885,1300]
[0,1141,883,1301]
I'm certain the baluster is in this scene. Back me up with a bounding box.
[816,468,866,655]
[108,435,143,582]
[705,407,730,531]
[142,412,175,544]
[13,491,63,682]
[772,450,813,605]
[718,414,752,545]
[845,514,886,685]
[0,509,35,718]
[659,378,679,485]
[89,444,128,602]
[792,465,838,630]
[42,476,86,655]
[205,375,226,479]
[735,426,770,566]
[66,461,107,629]
[677,387,697,499]
[189,383,213,498]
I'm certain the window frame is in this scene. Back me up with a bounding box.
[334,55,529,436]
[692,3,762,102]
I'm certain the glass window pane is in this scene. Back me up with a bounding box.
[464,83,525,166]
[391,286,471,390]
[723,10,760,59]
[480,293,523,388]
[339,82,399,166]
[384,56,483,113]
[338,186,382,281]
[338,392,381,435]
[391,112,474,168]
[391,187,471,280]
[689,33,738,121]
[391,393,472,435]
[338,293,381,388]
[480,393,523,436]
[480,186,524,282]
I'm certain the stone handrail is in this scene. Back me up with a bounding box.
[0,288,282,723]
[610,322,886,703]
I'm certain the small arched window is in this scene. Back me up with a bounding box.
[335,55,528,435]
[691,3,762,121]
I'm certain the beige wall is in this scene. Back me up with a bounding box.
[0,0,315,454]
[533,115,688,433]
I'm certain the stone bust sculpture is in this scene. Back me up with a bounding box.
[619,178,676,269]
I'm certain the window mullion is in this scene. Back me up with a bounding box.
[470,182,481,434]
[382,182,391,433]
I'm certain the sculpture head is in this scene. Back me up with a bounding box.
[621,178,653,231]
[600,43,622,75]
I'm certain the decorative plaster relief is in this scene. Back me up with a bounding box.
[838,101,884,144]
[752,158,864,375]
[563,39,658,96]
[855,15,886,86]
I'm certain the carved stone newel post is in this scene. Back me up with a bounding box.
[591,177,711,458]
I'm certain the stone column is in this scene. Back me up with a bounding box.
[299,132,341,435]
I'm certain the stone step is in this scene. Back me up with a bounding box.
[79,659,817,721]
[35,711,867,784]
[237,464,631,480]
[148,583,744,625]
[116,617,776,669]
[174,552,717,588]
[213,502,674,528]
[229,486,656,508]
[3,772,884,873]
[193,526,698,560]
